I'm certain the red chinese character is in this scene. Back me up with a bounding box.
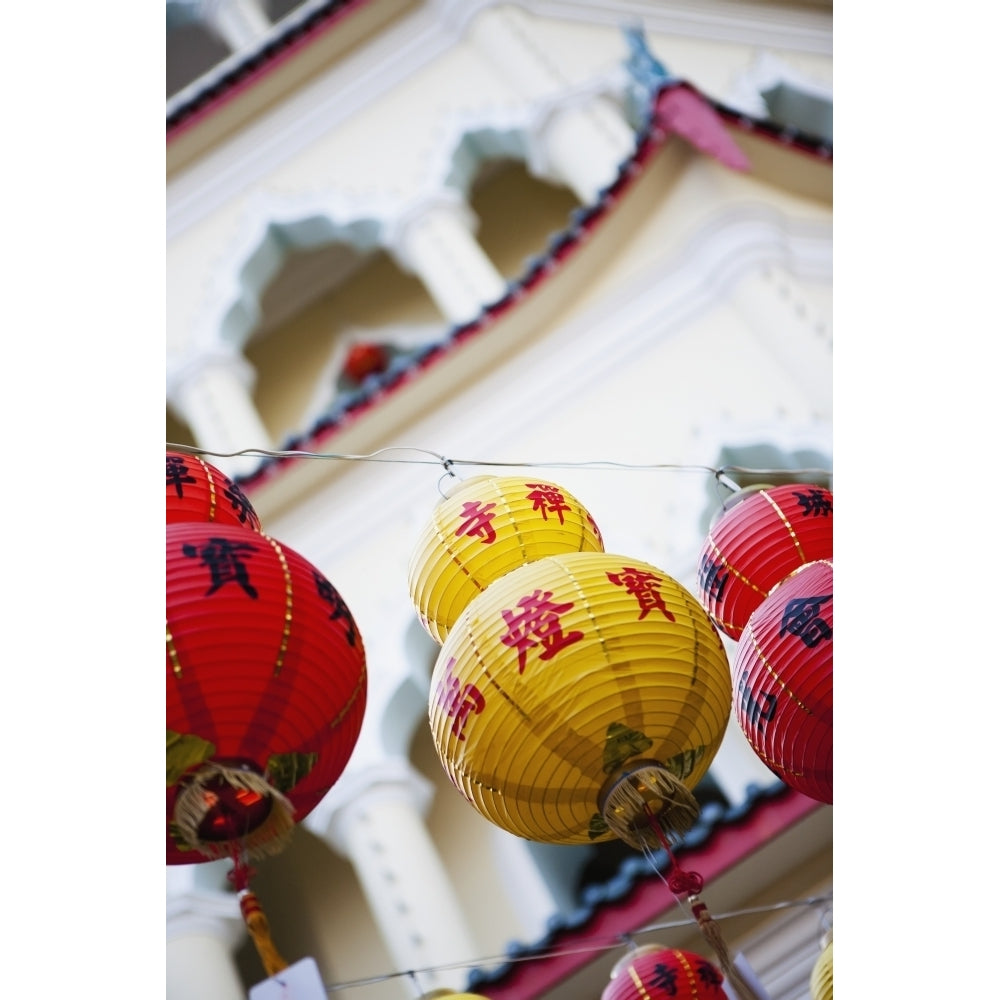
[524,483,571,524]
[606,567,676,621]
[455,500,497,544]
[586,512,603,547]
[435,657,485,741]
[500,589,584,674]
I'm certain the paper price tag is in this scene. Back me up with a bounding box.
[248,957,326,1000]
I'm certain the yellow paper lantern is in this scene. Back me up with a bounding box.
[809,938,833,1000]
[408,475,605,643]
[428,551,732,848]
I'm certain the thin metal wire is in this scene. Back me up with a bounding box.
[317,892,833,993]
[165,442,832,481]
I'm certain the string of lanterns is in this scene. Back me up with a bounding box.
[165,445,833,996]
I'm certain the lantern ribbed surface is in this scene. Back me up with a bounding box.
[408,475,604,643]
[166,450,262,531]
[428,552,732,846]
[809,939,833,1000]
[697,484,832,640]
[733,560,832,804]
[602,945,727,1000]
[166,522,367,863]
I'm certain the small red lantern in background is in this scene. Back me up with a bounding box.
[696,483,833,640]
[602,945,728,1000]
[166,450,262,531]
[732,559,833,804]
[166,522,367,864]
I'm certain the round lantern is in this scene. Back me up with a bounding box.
[166,522,367,864]
[602,944,727,1000]
[408,475,605,644]
[809,937,833,1000]
[428,551,732,849]
[166,450,262,531]
[732,559,832,803]
[696,483,832,641]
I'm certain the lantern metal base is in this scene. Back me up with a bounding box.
[597,759,700,851]
[173,760,295,862]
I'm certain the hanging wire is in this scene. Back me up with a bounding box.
[165,442,832,483]
[311,892,832,993]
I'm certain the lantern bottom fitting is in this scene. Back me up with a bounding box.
[172,759,296,861]
[598,759,700,850]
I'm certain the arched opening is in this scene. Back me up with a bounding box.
[467,158,582,284]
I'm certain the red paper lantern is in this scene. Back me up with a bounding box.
[166,450,262,531]
[602,945,727,1000]
[732,559,832,803]
[166,522,367,863]
[696,483,832,640]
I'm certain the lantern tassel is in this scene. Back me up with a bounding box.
[641,802,764,1000]
[239,889,290,978]
[688,895,764,1000]
[173,761,296,861]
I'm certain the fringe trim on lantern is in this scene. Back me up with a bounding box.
[689,896,763,1000]
[173,762,296,861]
[599,761,700,850]
[239,889,289,978]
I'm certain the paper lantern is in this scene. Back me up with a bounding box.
[409,475,605,643]
[696,484,832,640]
[602,944,727,1000]
[810,938,833,1000]
[166,522,367,863]
[428,552,732,849]
[166,450,262,531]
[732,560,832,803]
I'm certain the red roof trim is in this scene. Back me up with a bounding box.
[478,791,823,999]
[167,0,374,142]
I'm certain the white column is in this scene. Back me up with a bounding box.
[306,758,480,995]
[467,5,636,202]
[529,100,638,204]
[167,349,271,479]
[390,197,507,325]
[202,0,272,51]
[167,873,246,1000]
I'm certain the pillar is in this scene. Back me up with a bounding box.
[467,4,636,202]
[306,758,481,995]
[167,349,272,479]
[390,196,508,325]
[167,871,246,1000]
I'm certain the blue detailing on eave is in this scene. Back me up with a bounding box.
[465,779,789,992]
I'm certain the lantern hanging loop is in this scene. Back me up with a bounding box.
[172,759,296,862]
[598,759,701,850]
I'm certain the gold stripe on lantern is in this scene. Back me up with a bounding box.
[428,552,732,849]
[408,476,604,643]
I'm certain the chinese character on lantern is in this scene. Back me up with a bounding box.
[606,567,676,621]
[500,589,584,674]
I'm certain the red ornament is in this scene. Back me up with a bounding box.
[602,945,727,1000]
[732,560,833,804]
[166,522,367,864]
[166,450,262,531]
[343,342,390,383]
[697,484,833,640]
